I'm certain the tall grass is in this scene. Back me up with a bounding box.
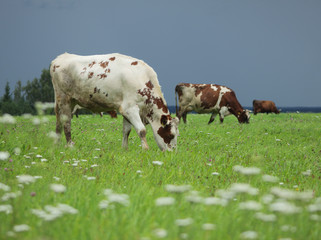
[1,112,320,239]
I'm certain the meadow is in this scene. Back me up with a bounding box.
[0,111,320,240]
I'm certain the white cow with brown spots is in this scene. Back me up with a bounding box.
[50,53,179,151]
[175,83,250,124]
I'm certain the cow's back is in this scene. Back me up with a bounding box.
[50,53,163,111]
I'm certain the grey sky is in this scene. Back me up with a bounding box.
[1,0,321,107]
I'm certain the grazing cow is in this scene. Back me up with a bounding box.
[253,100,280,115]
[50,53,179,151]
[71,104,117,118]
[175,83,250,124]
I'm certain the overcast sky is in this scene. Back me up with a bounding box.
[1,0,321,107]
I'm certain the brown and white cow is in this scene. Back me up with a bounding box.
[50,53,179,151]
[175,83,250,124]
[253,100,280,115]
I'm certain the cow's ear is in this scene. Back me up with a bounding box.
[160,115,169,126]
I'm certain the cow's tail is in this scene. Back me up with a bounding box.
[175,85,179,117]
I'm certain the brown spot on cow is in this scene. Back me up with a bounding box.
[99,61,109,68]
[88,61,96,68]
[157,115,174,145]
[97,73,107,79]
[94,87,97,93]
[88,72,94,79]
[146,80,154,90]
[52,65,60,72]
[131,61,138,65]
[199,86,220,109]
[109,57,116,61]
[137,86,169,114]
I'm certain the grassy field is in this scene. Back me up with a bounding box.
[1,112,320,239]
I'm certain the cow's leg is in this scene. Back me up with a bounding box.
[122,117,132,149]
[219,115,224,123]
[122,107,148,150]
[55,95,73,144]
[182,112,187,124]
[208,113,217,124]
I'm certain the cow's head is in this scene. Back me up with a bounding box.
[237,110,250,123]
[155,115,179,151]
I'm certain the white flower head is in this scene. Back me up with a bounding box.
[202,223,216,231]
[0,151,10,161]
[269,200,302,214]
[233,165,261,175]
[255,212,277,222]
[203,197,228,206]
[152,161,163,166]
[0,183,11,192]
[0,204,13,214]
[239,201,262,211]
[240,231,258,239]
[17,175,36,185]
[229,183,259,195]
[13,224,30,232]
[262,174,279,183]
[0,114,16,124]
[153,228,167,238]
[165,184,191,193]
[155,197,175,206]
[175,218,193,227]
[50,184,66,193]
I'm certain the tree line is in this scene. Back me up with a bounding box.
[0,68,55,115]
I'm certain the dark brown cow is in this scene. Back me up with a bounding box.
[253,100,280,115]
[175,83,250,124]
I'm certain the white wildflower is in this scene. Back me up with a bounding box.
[32,117,41,125]
[175,218,193,227]
[50,184,66,193]
[229,183,259,195]
[202,223,216,230]
[17,175,36,185]
[216,189,236,201]
[41,158,48,162]
[13,224,30,232]
[212,172,219,176]
[239,201,262,211]
[262,174,279,183]
[0,183,11,192]
[22,113,32,119]
[255,212,277,222]
[270,187,313,201]
[0,114,16,124]
[302,170,311,176]
[203,197,228,206]
[240,230,258,239]
[155,197,175,206]
[307,198,321,212]
[57,204,78,214]
[0,151,10,161]
[99,200,110,209]
[269,200,301,214]
[152,161,163,166]
[86,177,96,180]
[310,214,321,221]
[14,147,21,155]
[53,177,60,181]
[233,165,261,175]
[91,164,98,167]
[36,154,42,158]
[165,184,191,193]
[107,193,130,206]
[185,191,203,203]
[1,191,22,201]
[0,204,13,214]
[280,225,296,232]
[153,228,167,238]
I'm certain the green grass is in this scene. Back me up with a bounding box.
[1,112,321,239]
